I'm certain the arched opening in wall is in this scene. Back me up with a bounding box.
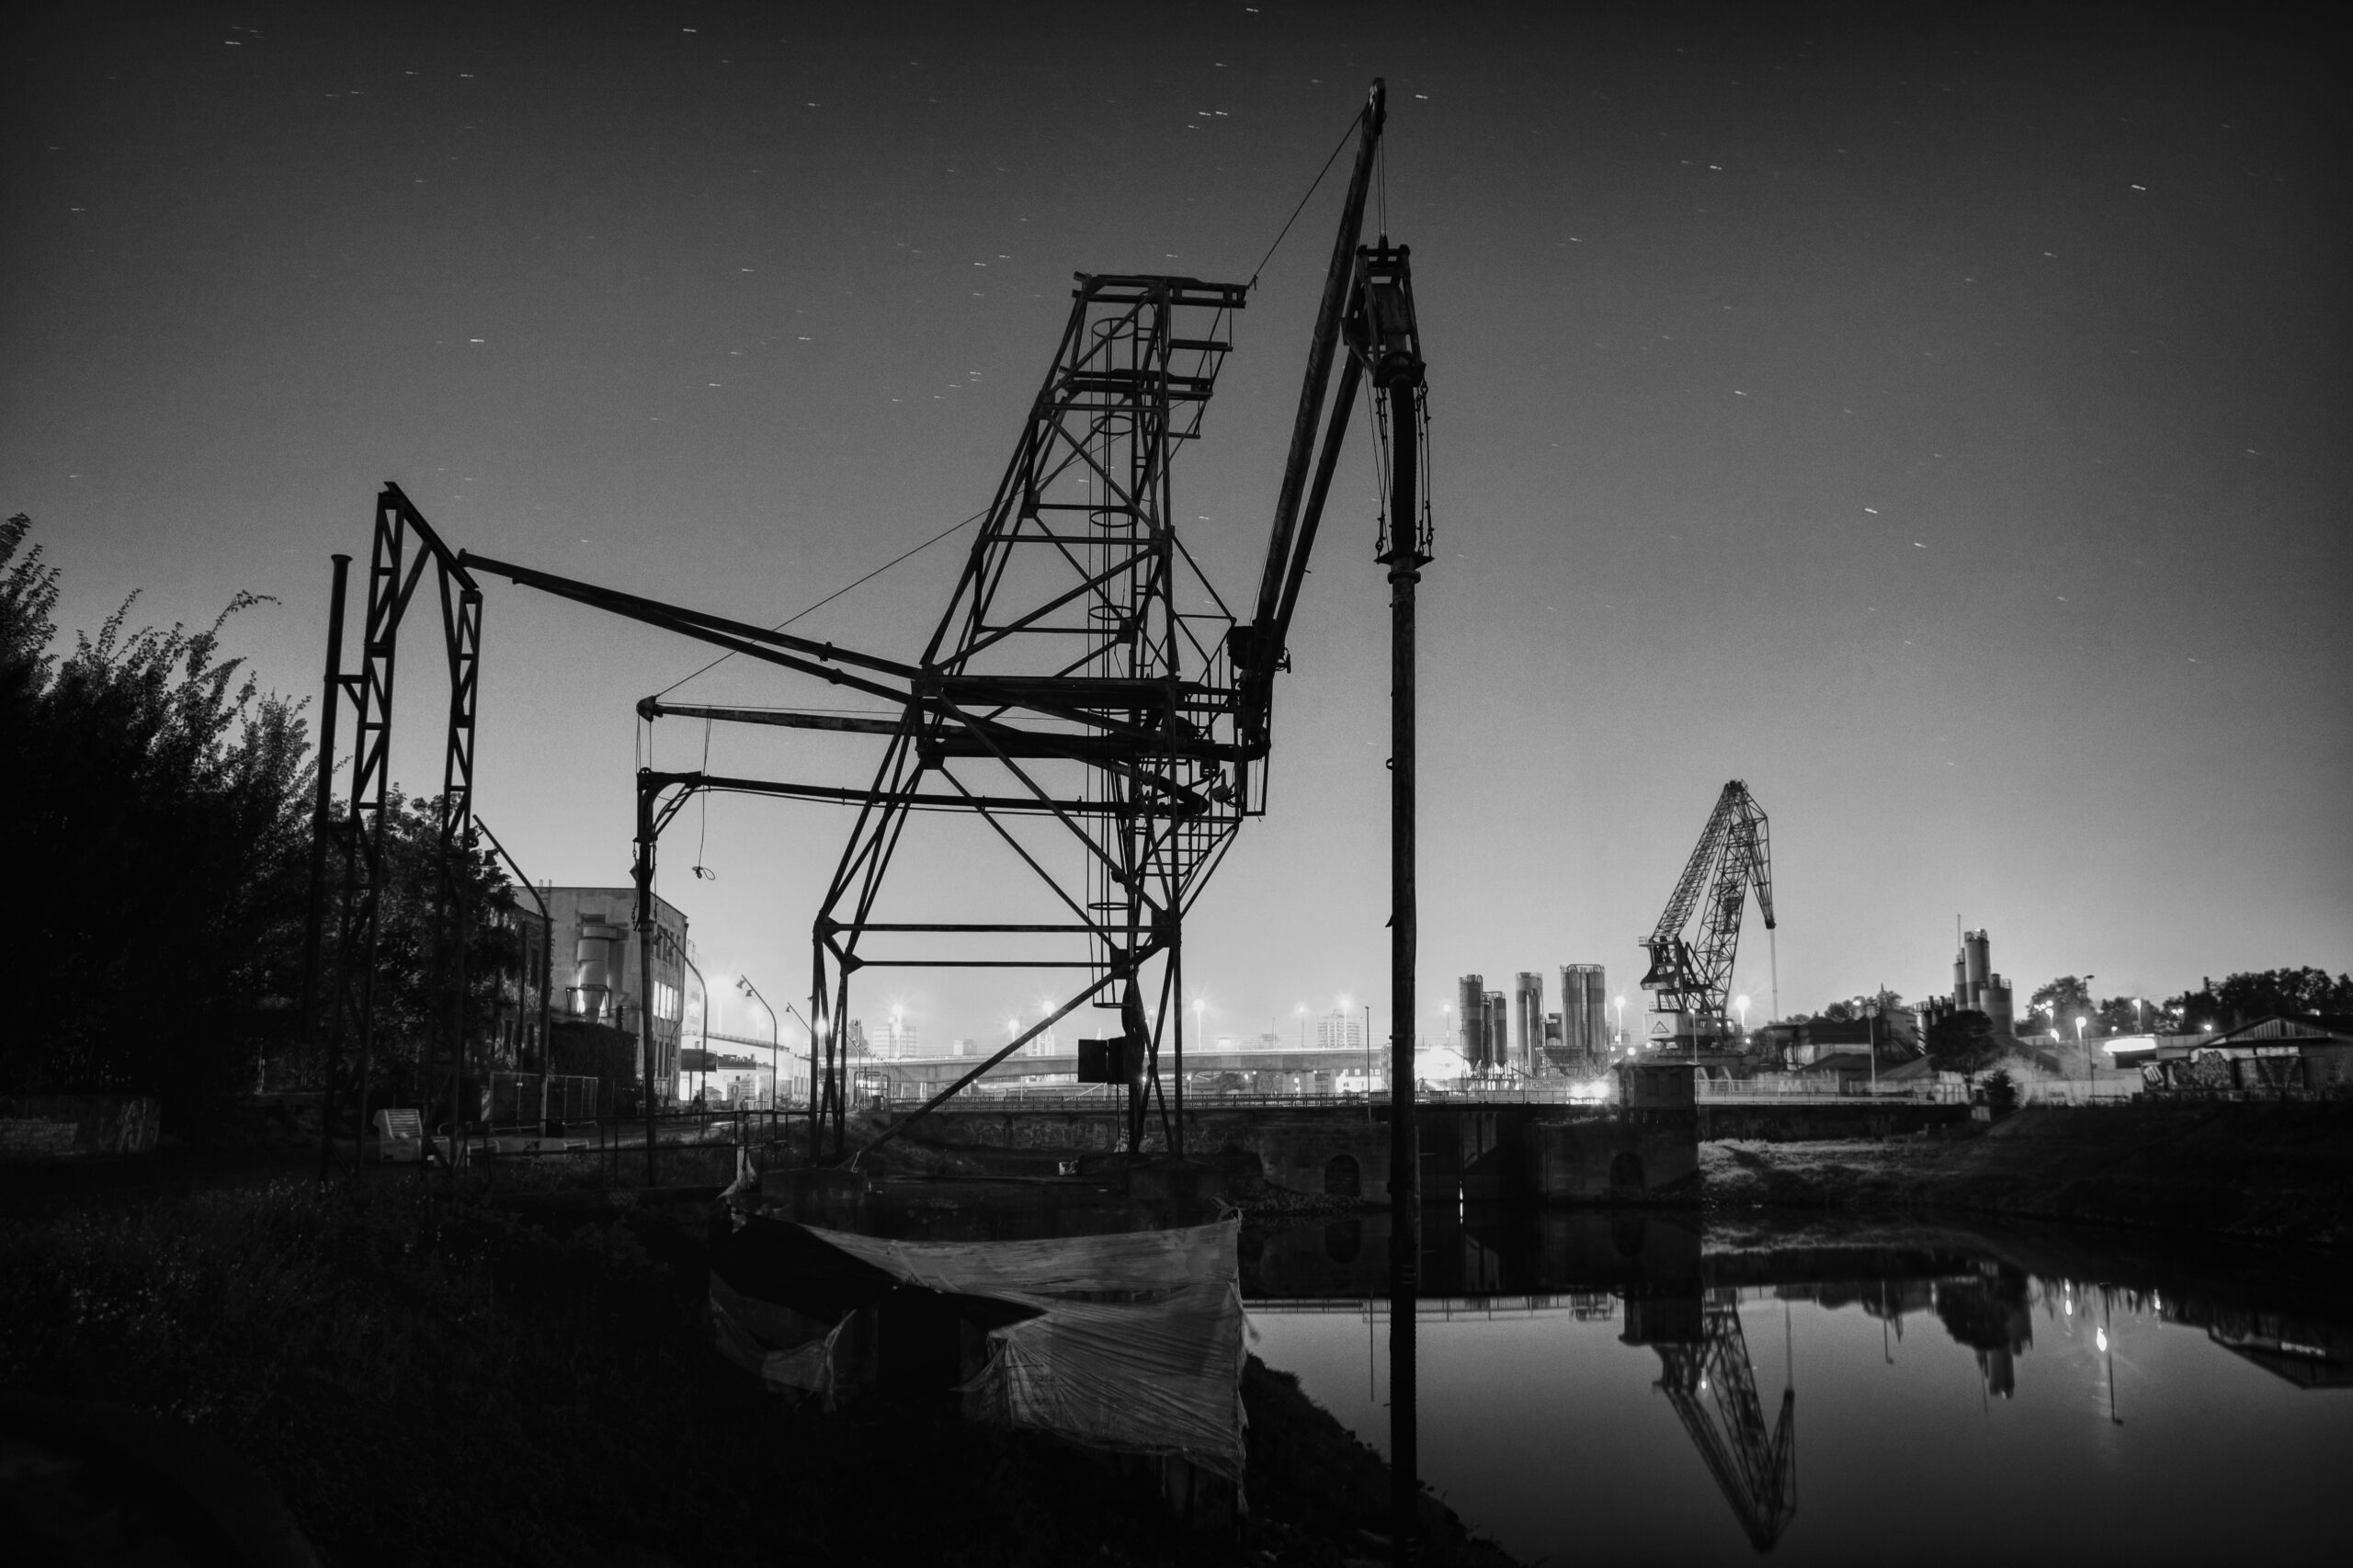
[1324,1153,1362,1198]
[1609,1151,1645,1193]
[1609,1214,1649,1257]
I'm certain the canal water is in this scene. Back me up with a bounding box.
[1242,1210,2352,1565]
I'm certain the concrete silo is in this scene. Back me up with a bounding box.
[1514,972,1545,1077]
[1458,974,1487,1070]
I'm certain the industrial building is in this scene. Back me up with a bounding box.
[1950,928,2016,1035]
[1456,964,1610,1079]
[1459,975,1491,1071]
[538,886,691,1100]
[1513,973,1545,1077]
[1555,964,1608,1075]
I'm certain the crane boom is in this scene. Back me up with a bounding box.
[1641,780,1775,1042]
[1234,79,1388,764]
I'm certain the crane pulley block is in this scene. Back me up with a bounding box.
[1350,244,1425,391]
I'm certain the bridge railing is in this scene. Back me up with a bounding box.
[870,1085,1623,1112]
[1693,1081,1967,1105]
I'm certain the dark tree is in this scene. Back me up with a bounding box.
[1,515,517,1120]
[1818,989,1904,1023]
[2027,975,2096,1034]
[1,515,311,1107]
[316,788,522,1110]
[1924,1008,2000,1080]
[2165,969,2353,1029]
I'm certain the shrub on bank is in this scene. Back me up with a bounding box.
[0,1176,1521,1565]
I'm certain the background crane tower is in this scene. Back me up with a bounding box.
[1639,779,1775,1052]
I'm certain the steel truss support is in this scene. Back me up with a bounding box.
[307,483,483,1179]
[457,82,1401,1168]
[803,268,1260,1164]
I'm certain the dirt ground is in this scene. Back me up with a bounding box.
[1699,1100,2353,1248]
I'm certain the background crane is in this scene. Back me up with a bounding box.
[1639,779,1776,1049]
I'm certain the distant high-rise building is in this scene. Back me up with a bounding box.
[1951,929,2016,1035]
[1514,972,1545,1076]
[1314,1009,1366,1052]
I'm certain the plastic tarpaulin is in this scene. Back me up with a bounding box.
[807,1217,1248,1485]
[708,1271,876,1412]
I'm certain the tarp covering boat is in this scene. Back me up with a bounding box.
[709,1215,1247,1488]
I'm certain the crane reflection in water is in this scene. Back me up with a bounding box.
[1245,1210,2353,1558]
[1625,1293,1799,1551]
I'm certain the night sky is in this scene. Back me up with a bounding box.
[8,3,2346,1048]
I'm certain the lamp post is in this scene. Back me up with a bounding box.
[1614,994,1626,1054]
[734,975,779,1144]
[1735,994,1750,1042]
[1195,995,1207,1107]
[2075,1014,2088,1091]
[1335,995,1351,1096]
[678,950,710,1112]
[1866,994,1879,1095]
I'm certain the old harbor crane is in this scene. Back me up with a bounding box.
[1638,779,1775,1051]
[305,79,1427,1170]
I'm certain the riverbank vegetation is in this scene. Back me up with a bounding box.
[2,515,530,1128]
[0,1169,1517,1566]
[1701,1101,2353,1248]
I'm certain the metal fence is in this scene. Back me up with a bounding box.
[484,1071,599,1127]
[423,1106,801,1185]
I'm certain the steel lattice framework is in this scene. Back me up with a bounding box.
[796,273,1256,1155]
[449,82,1396,1166]
[1639,779,1776,1036]
[303,484,483,1176]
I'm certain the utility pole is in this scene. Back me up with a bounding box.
[634,798,658,1187]
[309,553,350,1182]
[1363,225,1429,1564]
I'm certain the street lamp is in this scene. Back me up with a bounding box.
[2075,1014,2089,1091]
[1614,994,1626,1052]
[733,975,780,1142]
[1193,995,1207,1100]
[1735,994,1750,1040]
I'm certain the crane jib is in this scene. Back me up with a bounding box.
[1244,79,1388,712]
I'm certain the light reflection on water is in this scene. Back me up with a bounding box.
[1243,1212,2351,1565]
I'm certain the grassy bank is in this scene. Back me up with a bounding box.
[1701,1100,2353,1247]
[0,1168,1514,1566]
